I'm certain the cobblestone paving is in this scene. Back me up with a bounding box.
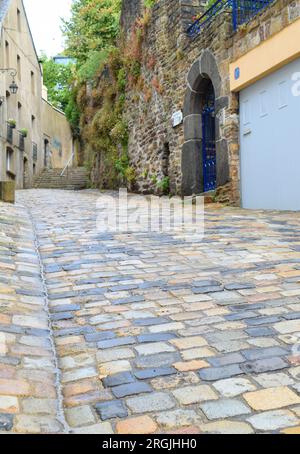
[1,189,300,434]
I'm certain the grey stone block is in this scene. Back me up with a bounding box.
[112,296,145,305]
[241,347,288,361]
[245,316,282,326]
[137,333,177,343]
[85,331,116,343]
[126,392,175,414]
[134,367,177,380]
[135,353,181,369]
[103,372,135,388]
[134,317,169,327]
[112,382,152,398]
[207,353,245,368]
[95,401,128,421]
[241,357,288,374]
[98,337,136,349]
[200,399,251,420]
[225,311,258,321]
[198,364,243,381]
[184,114,202,141]
[0,414,14,431]
[245,327,275,337]
[225,283,255,291]
[181,140,203,196]
[192,285,224,294]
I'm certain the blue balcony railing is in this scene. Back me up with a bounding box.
[187,0,274,38]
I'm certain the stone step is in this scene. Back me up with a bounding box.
[34,167,89,190]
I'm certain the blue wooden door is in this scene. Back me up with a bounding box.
[202,106,216,192]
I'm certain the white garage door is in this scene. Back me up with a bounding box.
[240,58,300,211]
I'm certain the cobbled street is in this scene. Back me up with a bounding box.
[0,189,300,434]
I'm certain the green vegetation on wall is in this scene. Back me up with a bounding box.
[57,0,159,189]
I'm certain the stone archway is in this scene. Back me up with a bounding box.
[182,50,229,196]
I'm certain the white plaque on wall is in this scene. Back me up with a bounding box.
[171,110,183,128]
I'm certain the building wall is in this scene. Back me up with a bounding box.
[122,0,300,204]
[0,0,75,189]
[0,0,43,188]
[42,99,77,170]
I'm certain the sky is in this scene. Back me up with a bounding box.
[23,0,72,57]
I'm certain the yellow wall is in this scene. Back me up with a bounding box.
[0,0,43,188]
[230,17,300,92]
[0,0,75,188]
[42,99,75,169]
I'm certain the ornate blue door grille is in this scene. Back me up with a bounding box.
[202,106,216,192]
[187,0,274,38]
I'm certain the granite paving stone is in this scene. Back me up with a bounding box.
[243,386,300,411]
[95,401,128,420]
[126,392,176,413]
[199,364,243,381]
[242,357,289,374]
[111,382,152,398]
[247,410,299,431]
[102,372,135,388]
[2,189,300,433]
[200,399,251,420]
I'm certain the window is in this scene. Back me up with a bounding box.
[31,71,35,95]
[5,41,9,67]
[17,9,21,32]
[17,55,21,80]
[6,148,14,173]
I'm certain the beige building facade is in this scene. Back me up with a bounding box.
[0,0,75,189]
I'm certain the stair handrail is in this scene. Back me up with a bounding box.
[60,152,74,178]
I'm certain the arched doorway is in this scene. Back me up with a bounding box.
[23,157,28,189]
[182,50,229,196]
[44,138,50,168]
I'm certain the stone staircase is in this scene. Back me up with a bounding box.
[34,167,89,190]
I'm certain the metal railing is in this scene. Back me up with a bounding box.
[60,152,74,178]
[232,0,274,30]
[187,0,274,38]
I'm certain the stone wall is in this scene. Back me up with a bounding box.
[123,0,300,204]
[120,0,142,32]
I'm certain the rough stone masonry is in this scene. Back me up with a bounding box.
[111,0,300,203]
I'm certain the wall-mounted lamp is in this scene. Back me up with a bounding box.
[0,68,18,95]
